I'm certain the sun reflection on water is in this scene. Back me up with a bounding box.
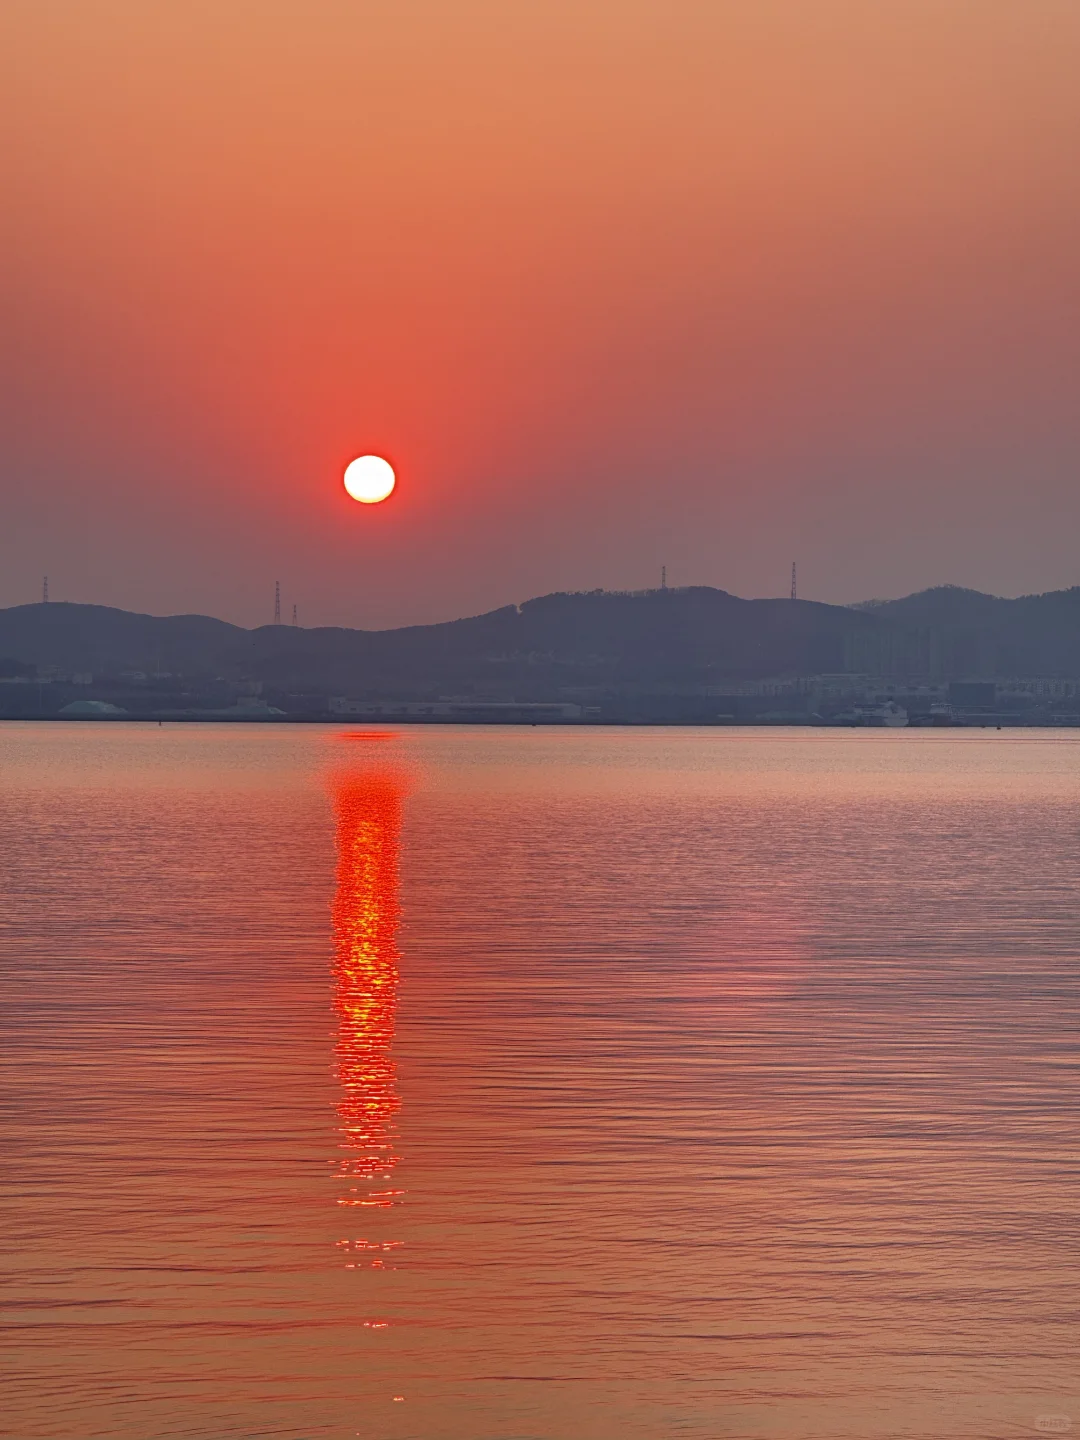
[329,745,407,1225]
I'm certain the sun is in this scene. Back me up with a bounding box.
[344,455,396,504]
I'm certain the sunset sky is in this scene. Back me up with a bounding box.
[4,0,1080,628]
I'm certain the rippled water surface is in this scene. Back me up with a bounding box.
[3,723,1080,1439]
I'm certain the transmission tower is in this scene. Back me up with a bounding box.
[274,581,281,625]
[790,562,797,601]
[42,575,49,604]
[292,603,298,627]
[661,565,667,591]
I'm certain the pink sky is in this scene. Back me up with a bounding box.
[3,0,1080,627]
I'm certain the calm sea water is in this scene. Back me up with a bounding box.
[3,723,1080,1440]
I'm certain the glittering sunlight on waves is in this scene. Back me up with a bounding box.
[330,739,407,1226]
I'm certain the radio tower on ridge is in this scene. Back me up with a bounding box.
[292,603,297,627]
[274,581,281,625]
[790,562,797,601]
[42,575,49,604]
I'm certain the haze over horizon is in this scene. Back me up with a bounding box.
[5,1,1080,629]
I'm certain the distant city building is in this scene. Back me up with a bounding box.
[949,680,996,709]
[152,698,285,719]
[328,698,586,721]
[998,677,1080,700]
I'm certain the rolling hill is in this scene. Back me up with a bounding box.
[2,584,1079,703]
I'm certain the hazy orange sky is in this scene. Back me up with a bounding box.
[4,1,1080,627]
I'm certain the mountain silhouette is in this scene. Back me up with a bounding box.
[2,584,1079,698]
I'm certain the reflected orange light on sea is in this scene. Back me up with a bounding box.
[7,726,1080,1439]
[329,739,409,1225]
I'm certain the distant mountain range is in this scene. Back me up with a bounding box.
[2,585,1080,701]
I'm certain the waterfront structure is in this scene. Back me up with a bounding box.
[328,698,586,721]
[57,699,127,717]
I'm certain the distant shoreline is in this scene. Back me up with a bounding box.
[1,715,1070,729]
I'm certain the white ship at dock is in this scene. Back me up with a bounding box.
[834,701,908,728]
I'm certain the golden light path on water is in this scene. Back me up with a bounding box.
[329,739,408,1260]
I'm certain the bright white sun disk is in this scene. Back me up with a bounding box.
[344,455,396,504]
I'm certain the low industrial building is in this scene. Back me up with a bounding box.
[328,698,587,721]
